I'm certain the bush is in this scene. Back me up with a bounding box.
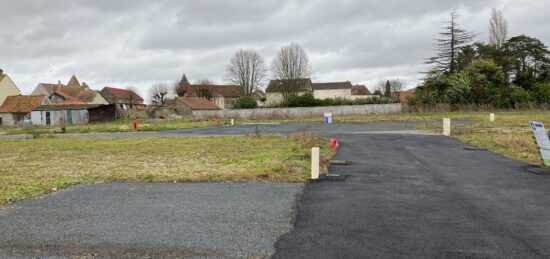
[530,83,550,104]
[233,96,258,109]
[508,87,530,106]
[282,93,320,107]
[277,93,394,108]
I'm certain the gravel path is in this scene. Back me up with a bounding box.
[0,182,302,258]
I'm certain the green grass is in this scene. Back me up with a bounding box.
[2,119,221,135]
[0,135,333,206]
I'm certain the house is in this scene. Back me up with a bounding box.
[265,79,376,105]
[30,103,103,126]
[351,85,375,99]
[0,95,49,126]
[0,69,21,106]
[100,86,144,106]
[183,84,242,109]
[265,78,314,106]
[251,90,266,107]
[392,88,416,103]
[175,97,221,114]
[31,75,109,105]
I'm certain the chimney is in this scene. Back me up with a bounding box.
[58,80,62,87]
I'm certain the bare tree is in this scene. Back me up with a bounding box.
[149,83,170,106]
[125,86,139,108]
[489,8,508,49]
[195,79,214,100]
[174,81,188,97]
[226,49,267,96]
[427,10,476,74]
[271,43,312,99]
[374,80,386,96]
[388,79,406,101]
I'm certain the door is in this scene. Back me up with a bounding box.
[67,110,73,124]
[46,112,51,125]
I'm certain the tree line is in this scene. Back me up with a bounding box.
[410,8,550,108]
[149,43,313,106]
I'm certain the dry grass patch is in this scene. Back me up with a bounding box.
[0,135,333,206]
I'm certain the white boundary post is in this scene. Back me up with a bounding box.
[443,118,451,136]
[230,119,235,126]
[490,113,495,123]
[311,147,320,180]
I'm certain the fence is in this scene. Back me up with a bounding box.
[191,103,402,120]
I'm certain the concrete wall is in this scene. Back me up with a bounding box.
[192,103,402,120]
[0,113,15,126]
[31,110,89,126]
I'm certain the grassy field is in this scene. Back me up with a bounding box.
[1,119,222,135]
[0,134,333,206]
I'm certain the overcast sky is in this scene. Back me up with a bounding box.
[1,0,549,97]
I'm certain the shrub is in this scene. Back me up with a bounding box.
[233,96,258,109]
[508,87,530,106]
[282,93,320,107]
[277,94,394,108]
[530,83,550,104]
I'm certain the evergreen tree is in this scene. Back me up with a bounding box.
[384,80,391,97]
[427,10,476,74]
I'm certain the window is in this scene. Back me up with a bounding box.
[0,117,3,126]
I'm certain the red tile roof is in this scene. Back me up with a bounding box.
[392,88,416,103]
[176,97,221,110]
[351,85,372,95]
[102,86,144,101]
[0,95,45,113]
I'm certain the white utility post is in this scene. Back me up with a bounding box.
[311,147,320,180]
[490,113,495,123]
[230,119,235,126]
[443,118,451,136]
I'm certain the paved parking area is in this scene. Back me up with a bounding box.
[0,183,302,258]
[273,134,550,258]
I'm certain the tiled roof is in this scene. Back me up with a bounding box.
[177,97,221,110]
[351,85,372,95]
[312,82,353,90]
[392,88,416,103]
[265,78,313,93]
[67,75,81,87]
[184,84,242,98]
[53,90,83,103]
[0,95,45,113]
[102,87,144,101]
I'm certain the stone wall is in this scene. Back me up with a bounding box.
[191,103,402,120]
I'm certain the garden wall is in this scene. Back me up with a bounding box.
[192,103,402,120]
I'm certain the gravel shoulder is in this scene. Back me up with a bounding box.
[0,182,303,258]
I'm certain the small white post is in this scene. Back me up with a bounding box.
[490,113,495,123]
[443,118,451,136]
[311,147,320,180]
[230,119,235,126]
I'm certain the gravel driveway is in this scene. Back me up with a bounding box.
[0,182,302,258]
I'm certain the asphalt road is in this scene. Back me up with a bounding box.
[273,134,550,258]
[0,183,302,258]
[18,121,426,139]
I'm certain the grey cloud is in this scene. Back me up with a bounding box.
[0,0,548,96]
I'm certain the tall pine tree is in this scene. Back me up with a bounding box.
[427,10,476,74]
